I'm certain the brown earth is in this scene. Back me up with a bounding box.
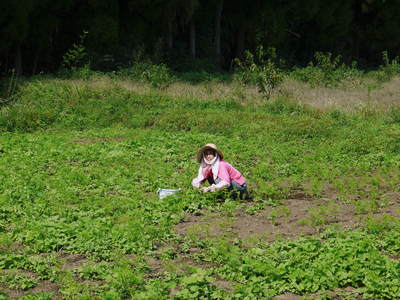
[274,286,361,300]
[59,253,90,271]
[1,253,104,299]
[174,194,400,246]
[0,269,59,299]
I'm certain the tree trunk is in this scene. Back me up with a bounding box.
[167,21,173,50]
[189,20,196,58]
[214,0,223,60]
[4,50,9,73]
[32,48,40,75]
[15,44,22,76]
[235,26,245,60]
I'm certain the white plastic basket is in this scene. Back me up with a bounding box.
[157,188,181,199]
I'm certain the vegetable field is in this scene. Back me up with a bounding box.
[1,78,400,299]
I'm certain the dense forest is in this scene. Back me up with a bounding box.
[1,0,400,75]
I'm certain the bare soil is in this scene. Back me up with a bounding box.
[274,286,361,300]
[59,253,90,271]
[0,269,59,299]
[174,195,400,245]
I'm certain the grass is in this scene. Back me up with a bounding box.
[31,73,400,111]
[0,73,400,299]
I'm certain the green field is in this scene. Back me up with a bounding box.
[1,75,400,299]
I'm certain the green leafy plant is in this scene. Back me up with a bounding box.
[19,293,54,300]
[62,31,89,70]
[76,262,110,280]
[174,269,217,299]
[375,51,400,82]
[291,52,363,87]
[234,46,284,98]
[0,272,38,290]
[118,60,174,89]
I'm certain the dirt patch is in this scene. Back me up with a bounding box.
[212,277,234,291]
[273,293,303,300]
[1,281,59,299]
[59,253,89,271]
[145,249,219,279]
[174,196,400,246]
[1,269,59,299]
[175,198,359,245]
[382,191,400,204]
[72,137,126,144]
[146,258,165,278]
[274,286,361,300]
[0,243,25,252]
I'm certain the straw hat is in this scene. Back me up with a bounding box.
[196,144,224,163]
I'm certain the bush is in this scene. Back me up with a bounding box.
[61,31,89,70]
[58,64,101,80]
[118,61,174,89]
[290,52,363,87]
[234,46,284,98]
[372,51,400,82]
[58,31,102,80]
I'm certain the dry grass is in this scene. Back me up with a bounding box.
[65,75,400,111]
[281,77,400,111]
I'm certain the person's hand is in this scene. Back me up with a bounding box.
[208,184,216,192]
[201,186,210,192]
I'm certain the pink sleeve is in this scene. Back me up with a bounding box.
[218,161,246,186]
[217,161,231,183]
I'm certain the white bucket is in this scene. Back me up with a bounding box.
[157,188,181,199]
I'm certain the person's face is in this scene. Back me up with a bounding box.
[204,149,216,162]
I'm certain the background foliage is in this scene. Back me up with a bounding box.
[0,0,400,76]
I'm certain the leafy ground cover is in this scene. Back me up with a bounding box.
[0,77,400,299]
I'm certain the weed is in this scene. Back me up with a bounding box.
[245,202,265,215]
[76,262,110,280]
[267,205,291,225]
[0,272,38,290]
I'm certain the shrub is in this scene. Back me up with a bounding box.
[58,31,102,80]
[373,51,400,82]
[61,31,89,70]
[58,63,101,80]
[141,63,174,89]
[234,46,284,98]
[118,61,174,89]
[291,52,363,87]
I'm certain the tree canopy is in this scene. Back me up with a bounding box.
[0,0,399,75]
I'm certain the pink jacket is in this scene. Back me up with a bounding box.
[217,161,246,185]
[192,160,246,189]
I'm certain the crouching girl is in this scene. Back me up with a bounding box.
[192,144,247,198]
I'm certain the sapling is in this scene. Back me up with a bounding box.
[234,46,284,98]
